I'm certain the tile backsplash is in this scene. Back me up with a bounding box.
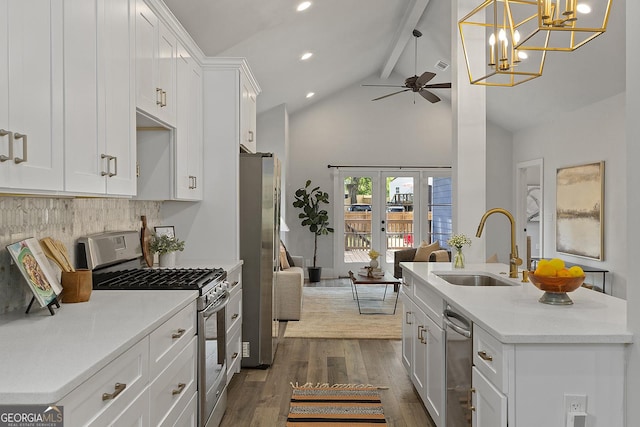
[0,196,163,314]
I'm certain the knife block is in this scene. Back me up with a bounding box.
[61,269,92,303]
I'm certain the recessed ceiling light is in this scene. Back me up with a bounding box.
[306,92,315,98]
[297,1,311,12]
[576,3,591,14]
[300,52,313,61]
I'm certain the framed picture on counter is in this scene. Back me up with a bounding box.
[154,226,175,238]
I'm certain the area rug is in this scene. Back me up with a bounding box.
[283,287,402,340]
[286,383,388,426]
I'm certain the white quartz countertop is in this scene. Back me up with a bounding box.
[400,262,632,344]
[0,290,198,404]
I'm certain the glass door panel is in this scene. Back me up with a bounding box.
[342,175,373,266]
[383,175,416,264]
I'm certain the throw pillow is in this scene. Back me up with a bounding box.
[414,241,440,262]
[279,244,290,270]
[431,249,450,262]
[281,240,295,267]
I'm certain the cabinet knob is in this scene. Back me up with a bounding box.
[102,383,126,401]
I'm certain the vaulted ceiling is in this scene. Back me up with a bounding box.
[164,0,625,133]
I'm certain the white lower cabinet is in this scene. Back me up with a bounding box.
[225,265,243,383]
[400,276,444,427]
[57,301,198,426]
[472,367,507,427]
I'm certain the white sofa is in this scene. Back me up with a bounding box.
[275,255,304,320]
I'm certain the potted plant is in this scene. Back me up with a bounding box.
[292,180,334,282]
[150,234,185,267]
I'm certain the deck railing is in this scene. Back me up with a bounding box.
[344,212,414,250]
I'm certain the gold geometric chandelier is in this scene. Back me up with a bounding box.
[458,0,548,86]
[459,0,611,86]
[515,0,613,51]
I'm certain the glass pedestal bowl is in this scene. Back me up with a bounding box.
[528,272,586,305]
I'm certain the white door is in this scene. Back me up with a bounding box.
[334,169,426,276]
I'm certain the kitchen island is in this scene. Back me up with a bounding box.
[400,262,632,427]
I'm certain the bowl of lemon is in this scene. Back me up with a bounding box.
[529,258,585,305]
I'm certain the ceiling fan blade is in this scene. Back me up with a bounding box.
[372,89,411,101]
[362,84,406,88]
[416,71,436,86]
[423,82,452,89]
[419,89,441,103]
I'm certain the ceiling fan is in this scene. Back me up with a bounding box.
[363,29,451,103]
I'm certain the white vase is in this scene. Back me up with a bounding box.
[369,258,379,269]
[159,252,177,267]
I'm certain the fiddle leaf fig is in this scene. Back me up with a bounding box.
[292,180,334,267]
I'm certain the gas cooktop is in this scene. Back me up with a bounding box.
[92,267,225,291]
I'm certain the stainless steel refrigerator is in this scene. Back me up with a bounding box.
[239,152,281,368]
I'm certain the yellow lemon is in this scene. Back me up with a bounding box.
[537,259,549,269]
[535,263,556,277]
[548,258,565,272]
[557,268,571,277]
[568,266,585,277]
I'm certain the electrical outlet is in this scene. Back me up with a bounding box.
[242,341,250,357]
[564,393,587,414]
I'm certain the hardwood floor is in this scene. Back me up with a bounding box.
[220,279,435,427]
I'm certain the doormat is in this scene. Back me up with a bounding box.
[286,383,388,426]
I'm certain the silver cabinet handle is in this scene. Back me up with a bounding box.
[405,311,412,325]
[162,90,167,107]
[0,129,13,162]
[232,352,239,359]
[231,313,239,320]
[477,350,493,361]
[101,154,111,176]
[156,88,163,106]
[417,325,427,344]
[13,133,27,164]
[102,383,126,401]
[230,280,239,288]
[248,130,254,142]
[172,328,186,339]
[110,156,118,177]
[188,175,197,189]
[192,175,196,189]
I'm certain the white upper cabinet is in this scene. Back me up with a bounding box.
[240,73,257,153]
[0,0,64,192]
[175,42,203,200]
[63,0,136,196]
[136,0,177,127]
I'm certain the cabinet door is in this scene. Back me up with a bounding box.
[240,73,257,153]
[412,307,427,399]
[1,0,63,191]
[472,367,507,427]
[135,0,159,115]
[175,44,203,201]
[106,389,149,427]
[102,0,136,195]
[424,312,445,427]
[156,21,177,125]
[400,292,414,373]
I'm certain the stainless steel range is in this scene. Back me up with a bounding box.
[78,230,229,427]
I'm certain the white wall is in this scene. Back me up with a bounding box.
[512,92,626,298]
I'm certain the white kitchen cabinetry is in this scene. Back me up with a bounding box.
[174,42,203,200]
[472,367,507,427]
[0,0,63,193]
[58,301,198,426]
[226,264,243,383]
[63,0,136,196]
[135,0,177,127]
[400,273,444,427]
[240,73,257,153]
[136,42,203,201]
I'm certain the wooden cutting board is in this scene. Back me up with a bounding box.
[141,215,153,267]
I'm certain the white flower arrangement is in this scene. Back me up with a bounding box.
[447,233,472,249]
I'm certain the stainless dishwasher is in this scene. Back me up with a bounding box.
[443,306,473,427]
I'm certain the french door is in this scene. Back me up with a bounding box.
[334,170,421,276]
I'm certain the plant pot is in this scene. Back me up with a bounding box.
[307,267,322,282]
[159,252,177,267]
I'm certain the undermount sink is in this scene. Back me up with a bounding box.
[435,273,516,287]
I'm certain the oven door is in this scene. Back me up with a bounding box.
[198,295,228,426]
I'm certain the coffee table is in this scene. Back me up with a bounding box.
[348,270,401,315]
